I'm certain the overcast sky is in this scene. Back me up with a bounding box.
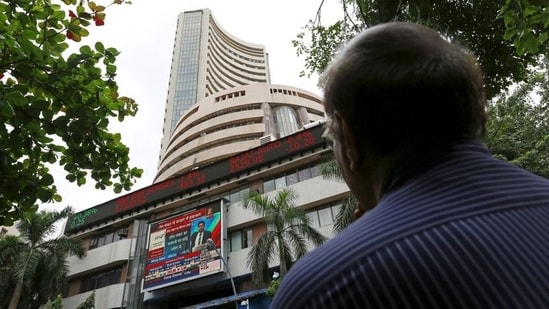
[41,0,341,214]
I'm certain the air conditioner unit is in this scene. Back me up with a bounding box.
[303,121,321,129]
[259,135,274,145]
[117,228,129,238]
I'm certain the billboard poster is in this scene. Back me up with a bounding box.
[142,199,225,292]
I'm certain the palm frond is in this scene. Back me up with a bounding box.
[244,187,329,284]
[283,229,308,259]
[320,155,345,182]
[15,248,42,282]
[278,239,294,275]
[295,223,328,247]
[242,191,271,216]
[247,231,277,285]
[333,195,358,233]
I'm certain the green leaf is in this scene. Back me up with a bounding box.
[106,64,116,74]
[77,176,86,186]
[523,31,539,54]
[41,174,55,186]
[80,27,90,37]
[79,45,93,55]
[52,194,62,202]
[503,27,518,40]
[95,41,105,52]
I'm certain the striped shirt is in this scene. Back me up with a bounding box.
[271,141,549,309]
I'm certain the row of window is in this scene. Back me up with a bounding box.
[172,184,251,216]
[229,227,253,252]
[263,163,321,193]
[307,203,342,228]
[79,266,123,293]
[170,162,323,213]
[214,90,246,103]
[89,226,128,250]
[209,21,265,63]
[208,37,267,77]
[162,103,263,161]
[227,202,341,253]
[208,35,266,74]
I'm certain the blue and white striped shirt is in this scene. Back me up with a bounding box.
[271,141,549,308]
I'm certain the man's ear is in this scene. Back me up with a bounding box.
[339,114,363,171]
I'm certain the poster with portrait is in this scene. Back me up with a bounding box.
[143,199,226,292]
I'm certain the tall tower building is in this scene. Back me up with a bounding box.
[159,9,270,160]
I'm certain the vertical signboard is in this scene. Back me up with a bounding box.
[142,199,226,292]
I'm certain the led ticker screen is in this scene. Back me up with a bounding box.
[64,124,325,234]
[142,200,226,292]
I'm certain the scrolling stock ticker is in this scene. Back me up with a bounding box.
[65,124,324,233]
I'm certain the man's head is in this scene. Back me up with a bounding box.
[197,221,205,232]
[322,22,487,210]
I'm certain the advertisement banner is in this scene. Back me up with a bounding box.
[143,200,225,292]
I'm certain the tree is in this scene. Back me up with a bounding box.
[242,188,327,285]
[498,0,549,55]
[294,0,548,99]
[319,156,356,234]
[0,206,86,309]
[75,290,95,309]
[44,295,64,309]
[297,0,549,233]
[487,61,549,178]
[44,291,95,309]
[0,0,142,226]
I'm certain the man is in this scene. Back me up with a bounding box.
[190,220,211,248]
[271,22,549,308]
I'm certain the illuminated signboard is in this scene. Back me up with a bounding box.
[65,124,325,233]
[142,199,226,292]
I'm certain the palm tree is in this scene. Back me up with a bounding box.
[0,206,86,309]
[243,188,327,285]
[319,155,357,233]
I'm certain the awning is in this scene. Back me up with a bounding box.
[182,289,267,309]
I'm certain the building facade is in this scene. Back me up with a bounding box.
[62,122,349,308]
[159,9,270,159]
[156,83,325,182]
[62,8,350,309]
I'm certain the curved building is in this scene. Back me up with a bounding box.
[156,84,324,182]
[160,9,270,157]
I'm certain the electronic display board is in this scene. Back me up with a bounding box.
[64,124,325,234]
[142,199,226,292]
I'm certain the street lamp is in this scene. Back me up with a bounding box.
[206,238,238,309]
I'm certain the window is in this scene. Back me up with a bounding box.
[286,171,298,186]
[79,266,123,293]
[263,179,275,192]
[298,168,312,181]
[273,106,299,138]
[224,185,250,203]
[262,163,322,193]
[318,207,334,227]
[88,227,127,250]
[229,228,253,252]
[274,176,286,189]
[306,212,320,228]
[306,202,342,228]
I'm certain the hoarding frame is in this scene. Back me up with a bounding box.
[142,199,228,292]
